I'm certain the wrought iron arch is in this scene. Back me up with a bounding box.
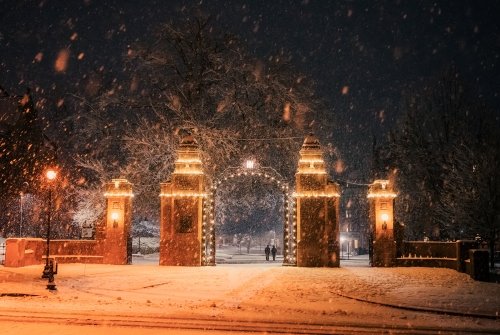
[202,161,296,266]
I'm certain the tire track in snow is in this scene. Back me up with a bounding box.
[0,310,498,335]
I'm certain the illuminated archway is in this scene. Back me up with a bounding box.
[158,133,341,267]
[202,160,296,266]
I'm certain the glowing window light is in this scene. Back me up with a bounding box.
[245,159,255,169]
[381,213,389,221]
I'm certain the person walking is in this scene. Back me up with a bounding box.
[265,245,270,261]
[271,245,277,261]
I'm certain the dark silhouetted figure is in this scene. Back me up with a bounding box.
[265,245,270,261]
[271,245,277,261]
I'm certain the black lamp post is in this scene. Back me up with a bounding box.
[19,182,29,237]
[41,168,58,290]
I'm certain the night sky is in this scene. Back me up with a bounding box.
[1,0,499,179]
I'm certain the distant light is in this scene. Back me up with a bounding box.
[381,213,389,222]
[54,49,70,72]
[46,169,57,181]
[245,159,255,169]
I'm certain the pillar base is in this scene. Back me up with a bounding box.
[372,239,396,267]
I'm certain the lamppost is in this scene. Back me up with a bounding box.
[19,191,24,237]
[19,182,29,237]
[41,168,58,290]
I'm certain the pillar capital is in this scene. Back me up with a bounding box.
[296,133,328,175]
[367,179,397,199]
[104,179,134,198]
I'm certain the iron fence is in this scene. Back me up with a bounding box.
[0,242,5,265]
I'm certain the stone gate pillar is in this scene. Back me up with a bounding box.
[294,134,341,267]
[368,179,397,267]
[160,135,205,266]
[102,179,133,265]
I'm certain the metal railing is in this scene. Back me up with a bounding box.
[0,242,5,265]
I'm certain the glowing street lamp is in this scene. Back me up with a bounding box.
[41,168,58,290]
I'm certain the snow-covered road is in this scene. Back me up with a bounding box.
[0,262,499,334]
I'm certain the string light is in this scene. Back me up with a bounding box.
[201,163,296,266]
[104,192,134,198]
[174,170,204,175]
[159,193,208,197]
[367,192,397,198]
[293,192,341,198]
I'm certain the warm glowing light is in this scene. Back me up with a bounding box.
[176,158,202,164]
[293,192,341,198]
[54,49,70,72]
[46,169,57,181]
[245,159,255,169]
[159,193,208,197]
[111,212,119,221]
[296,169,328,175]
[104,192,134,198]
[381,213,389,222]
[298,158,324,164]
[367,193,397,198]
[175,170,204,175]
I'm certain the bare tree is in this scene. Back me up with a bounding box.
[70,10,320,225]
[386,69,500,253]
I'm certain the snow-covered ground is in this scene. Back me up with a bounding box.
[0,258,499,334]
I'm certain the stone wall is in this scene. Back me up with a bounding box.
[4,238,102,267]
[396,240,483,275]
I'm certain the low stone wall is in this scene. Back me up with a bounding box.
[396,240,490,281]
[397,257,459,270]
[400,241,458,259]
[4,238,44,267]
[47,240,101,256]
[4,238,102,267]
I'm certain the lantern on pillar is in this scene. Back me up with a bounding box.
[102,179,134,265]
[367,179,397,267]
